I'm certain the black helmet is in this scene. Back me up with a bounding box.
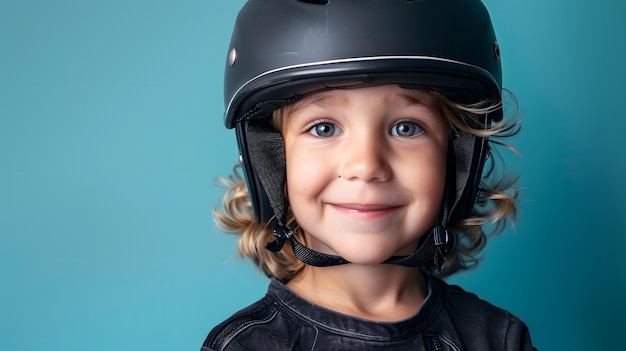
[224,0,502,270]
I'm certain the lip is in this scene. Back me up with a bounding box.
[329,203,401,219]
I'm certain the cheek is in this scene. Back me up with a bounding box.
[284,151,330,207]
[401,148,448,212]
[426,152,448,214]
[287,157,321,180]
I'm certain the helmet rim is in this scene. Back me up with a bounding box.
[225,56,501,128]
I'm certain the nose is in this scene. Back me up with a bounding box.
[339,131,392,183]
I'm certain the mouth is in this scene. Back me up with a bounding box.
[329,203,402,219]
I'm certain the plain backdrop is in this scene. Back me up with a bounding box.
[1,0,625,350]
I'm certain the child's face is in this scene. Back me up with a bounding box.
[280,85,449,265]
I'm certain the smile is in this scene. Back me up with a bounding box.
[329,203,401,219]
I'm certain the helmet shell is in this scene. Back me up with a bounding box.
[224,0,502,128]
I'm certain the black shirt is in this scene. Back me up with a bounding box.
[202,277,535,350]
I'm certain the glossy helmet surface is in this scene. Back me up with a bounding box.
[224,0,502,230]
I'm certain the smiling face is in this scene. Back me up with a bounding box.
[280,85,449,265]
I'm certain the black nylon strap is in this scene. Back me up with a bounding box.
[270,220,448,269]
[287,228,446,269]
[382,231,438,267]
[289,235,350,267]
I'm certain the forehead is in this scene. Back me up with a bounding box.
[286,84,441,114]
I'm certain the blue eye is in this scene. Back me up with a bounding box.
[391,121,423,137]
[309,122,341,137]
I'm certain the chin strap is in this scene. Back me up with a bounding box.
[265,218,455,271]
[265,219,349,266]
[383,224,453,272]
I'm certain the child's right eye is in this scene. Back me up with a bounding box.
[308,122,342,137]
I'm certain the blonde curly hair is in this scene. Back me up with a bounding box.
[214,89,520,280]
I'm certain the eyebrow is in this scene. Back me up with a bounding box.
[288,93,341,116]
[394,91,446,125]
[394,91,433,108]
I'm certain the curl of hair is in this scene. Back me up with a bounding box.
[214,169,305,280]
[432,89,521,276]
[214,89,521,280]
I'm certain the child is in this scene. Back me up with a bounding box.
[202,0,535,350]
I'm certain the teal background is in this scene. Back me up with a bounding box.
[1,0,624,350]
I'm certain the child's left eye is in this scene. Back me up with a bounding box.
[391,121,423,137]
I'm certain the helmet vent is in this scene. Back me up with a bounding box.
[297,0,329,4]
